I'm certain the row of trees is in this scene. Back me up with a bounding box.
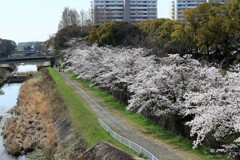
[183,1,240,67]
[88,22,143,46]
[0,38,16,58]
[52,1,240,158]
[53,25,89,51]
[53,0,240,68]
[143,1,238,64]
[58,7,92,30]
[62,41,240,159]
[44,7,93,54]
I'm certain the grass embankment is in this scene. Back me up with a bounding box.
[3,77,58,157]
[67,71,229,160]
[47,68,139,156]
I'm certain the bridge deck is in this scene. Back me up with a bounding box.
[0,56,54,65]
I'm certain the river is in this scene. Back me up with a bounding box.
[0,64,37,160]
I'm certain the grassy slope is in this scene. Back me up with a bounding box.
[66,71,229,160]
[47,68,139,156]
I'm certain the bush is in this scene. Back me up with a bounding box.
[54,25,89,51]
[88,22,144,46]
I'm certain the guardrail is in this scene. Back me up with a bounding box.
[0,56,53,61]
[98,118,159,160]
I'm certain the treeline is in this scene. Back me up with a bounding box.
[63,42,240,159]
[0,38,17,58]
[52,0,240,68]
[44,7,91,53]
[50,25,89,51]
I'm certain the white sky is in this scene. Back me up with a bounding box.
[0,0,170,43]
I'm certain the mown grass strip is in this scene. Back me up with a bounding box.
[68,71,229,160]
[47,67,141,157]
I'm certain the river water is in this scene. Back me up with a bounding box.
[16,65,37,73]
[0,64,37,160]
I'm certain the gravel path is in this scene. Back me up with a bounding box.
[60,73,191,160]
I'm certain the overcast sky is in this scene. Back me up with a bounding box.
[0,0,170,43]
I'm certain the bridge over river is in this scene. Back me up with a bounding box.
[0,56,55,71]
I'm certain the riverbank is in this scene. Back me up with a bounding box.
[47,68,142,157]
[3,77,58,156]
[0,68,10,87]
[3,69,140,159]
[2,69,85,159]
[0,83,25,160]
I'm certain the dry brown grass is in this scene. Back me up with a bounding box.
[21,78,58,145]
[18,78,49,115]
[3,76,60,157]
[37,69,68,120]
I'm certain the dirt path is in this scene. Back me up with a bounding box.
[60,72,198,160]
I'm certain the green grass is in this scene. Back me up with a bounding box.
[67,71,230,160]
[34,72,42,78]
[47,67,141,157]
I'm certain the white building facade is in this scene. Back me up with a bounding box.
[93,0,157,23]
[170,0,226,20]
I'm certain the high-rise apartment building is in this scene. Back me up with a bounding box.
[208,0,225,3]
[93,0,157,24]
[170,0,226,20]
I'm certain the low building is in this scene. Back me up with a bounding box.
[16,42,44,55]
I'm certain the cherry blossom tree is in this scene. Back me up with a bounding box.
[61,39,240,158]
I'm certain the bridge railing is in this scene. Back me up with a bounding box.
[98,118,159,160]
[0,55,53,61]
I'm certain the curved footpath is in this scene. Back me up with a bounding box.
[60,72,196,160]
